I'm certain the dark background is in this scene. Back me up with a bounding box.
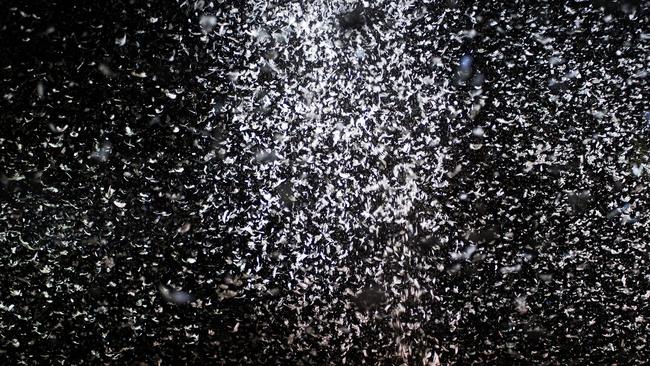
[1,0,649,364]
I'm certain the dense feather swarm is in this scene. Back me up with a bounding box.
[1,0,650,364]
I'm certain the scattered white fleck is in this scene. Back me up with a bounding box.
[514,296,528,314]
[36,81,45,98]
[178,222,192,234]
[500,264,522,274]
[447,164,462,178]
[90,141,113,162]
[115,34,127,46]
[131,71,147,78]
[159,285,192,305]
